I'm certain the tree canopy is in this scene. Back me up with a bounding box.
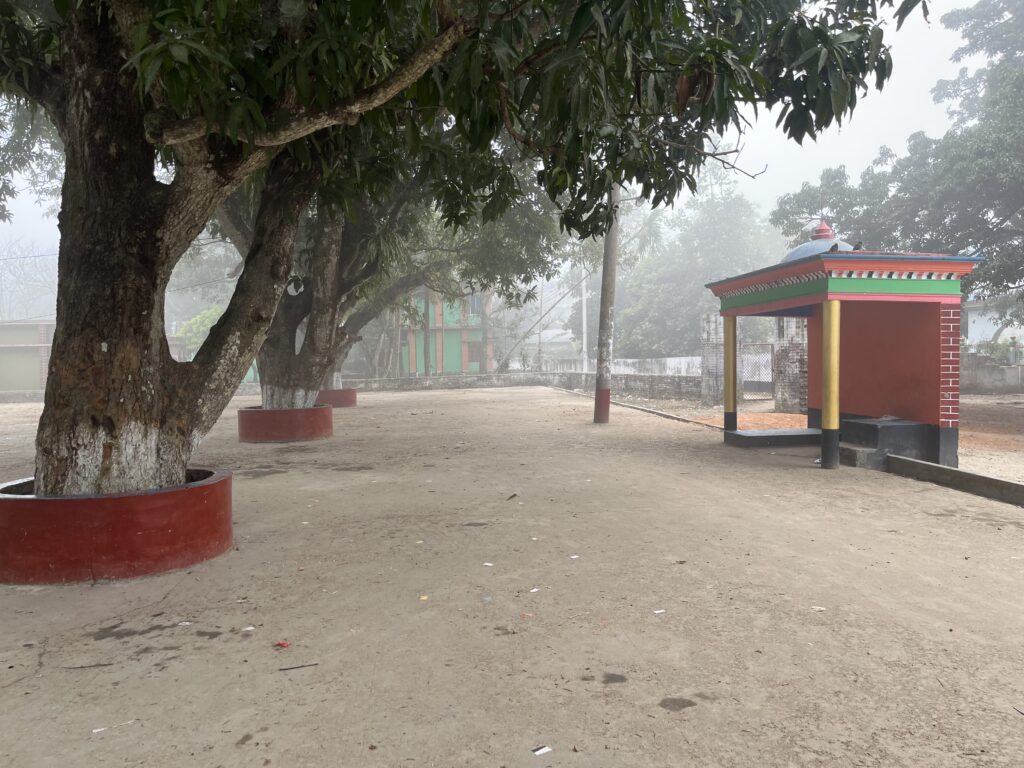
[2,0,923,236]
[771,0,1024,320]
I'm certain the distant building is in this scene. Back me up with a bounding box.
[0,322,51,391]
[401,290,495,376]
[0,322,187,393]
[962,297,1013,343]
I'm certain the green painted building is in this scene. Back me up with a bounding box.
[400,292,494,376]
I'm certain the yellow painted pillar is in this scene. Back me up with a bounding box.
[723,315,737,432]
[821,300,841,468]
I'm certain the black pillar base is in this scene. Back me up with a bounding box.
[724,411,737,432]
[821,429,840,469]
[937,427,959,468]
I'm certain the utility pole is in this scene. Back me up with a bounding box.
[594,185,620,424]
[536,283,544,370]
[580,266,588,372]
[422,286,431,377]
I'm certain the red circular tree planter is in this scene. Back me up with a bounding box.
[316,388,358,408]
[0,468,232,584]
[237,404,333,442]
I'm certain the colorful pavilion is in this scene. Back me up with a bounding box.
[706,223,981,469]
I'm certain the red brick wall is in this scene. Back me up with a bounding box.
[939,306,961,429]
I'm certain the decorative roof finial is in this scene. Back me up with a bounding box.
[811,220,835,241]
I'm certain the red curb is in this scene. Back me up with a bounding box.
[237,404,334,443]
[316,388,358,408]
[0,468,233,584]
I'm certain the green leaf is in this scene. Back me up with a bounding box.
[469,46,483,92]
[142,53,164,94]
[567,3,596,46]
[868,26,884,63]
[794,47,820,68]
[829,65,849,124]
[169,43,188,64]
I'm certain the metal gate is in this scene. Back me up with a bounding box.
[741,343,774,401]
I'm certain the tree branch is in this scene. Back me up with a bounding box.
[498,83,560,154]
[179,153,321,430]
[215,188,256,276]
[148,18,477,147]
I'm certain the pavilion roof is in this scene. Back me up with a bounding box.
[706,252,983,317]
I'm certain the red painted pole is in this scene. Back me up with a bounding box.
[594,185,620,424]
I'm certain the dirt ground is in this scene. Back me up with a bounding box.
[2,387,1024,767]
[615,392,1024,483]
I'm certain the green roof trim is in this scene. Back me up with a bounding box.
[719,276,962,311]
[720,278,827,310]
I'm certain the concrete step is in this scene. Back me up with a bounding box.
[839,442,889,471]
[724,428,821,448]
[841,417,931,457]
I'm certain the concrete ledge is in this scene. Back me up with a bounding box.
[724,428,821,448]
[887,455,1024,507]
[335,372,703,400]
[316,388,357,408]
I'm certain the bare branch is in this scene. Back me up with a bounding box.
[647,133,767,181]
[180,153,321,428]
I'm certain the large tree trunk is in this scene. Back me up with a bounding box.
[33,6,312,495]
[34,9,187,495]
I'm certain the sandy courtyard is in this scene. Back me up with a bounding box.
[2,387,1024,767]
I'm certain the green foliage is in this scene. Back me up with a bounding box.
[771,0,1024,321]
[349,156,566,312]
[0,97,61,220]
[177,305,225,353]
[0,0,924,240]
[969,339,1022,366]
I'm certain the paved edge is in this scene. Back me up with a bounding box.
[887,455,1024,508]
[547,386,722,431]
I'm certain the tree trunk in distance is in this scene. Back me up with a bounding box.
[256,287,351,409]
[593,185,620,424]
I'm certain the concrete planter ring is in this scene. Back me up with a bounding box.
[237,404,334,443]
[316,388,358,408]
[0,468,233,584]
